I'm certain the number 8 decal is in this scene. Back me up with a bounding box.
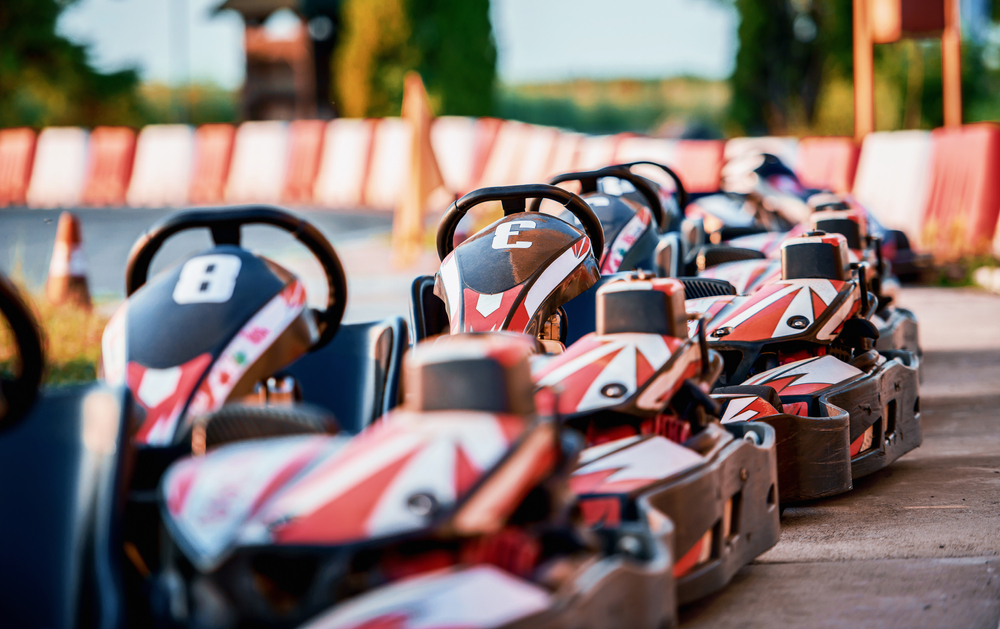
[172,254,242,304]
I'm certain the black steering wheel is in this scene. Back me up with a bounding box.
[616,161,689,215]
[125,206,348,350]
[0,274,44,431]
[531,165,667,233]
[436,184,605,260]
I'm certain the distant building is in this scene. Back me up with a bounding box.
[215,0,339,120]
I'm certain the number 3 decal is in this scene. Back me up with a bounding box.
[491,220,536,250]
[172,254,242,304]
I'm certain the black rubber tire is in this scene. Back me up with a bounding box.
[194,404,338,452]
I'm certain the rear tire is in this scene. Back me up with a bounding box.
[191,404,338,454]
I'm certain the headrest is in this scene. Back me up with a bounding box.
[780,231,849,281]
[811,209,867,250]
[403,333,537,416]
[597,277,688,337]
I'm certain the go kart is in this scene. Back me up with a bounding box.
[534,274,780,603]
[698,202,920,357]
[0,206,411,628]
[686,231,921,502]
[154,334,679,629]
[410,184,604,351]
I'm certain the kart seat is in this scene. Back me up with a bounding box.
[0,384,133,629]
[410,275,449,343]
[282,317,408,434]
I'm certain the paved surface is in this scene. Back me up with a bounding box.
[681,287,1000,629]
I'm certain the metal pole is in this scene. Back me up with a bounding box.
[853,0,875,141]
[941,0,963,127]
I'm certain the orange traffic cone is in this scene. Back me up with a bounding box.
[46,211,91,311]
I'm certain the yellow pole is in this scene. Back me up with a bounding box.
[853,0,876,141]
[941,0,963,127]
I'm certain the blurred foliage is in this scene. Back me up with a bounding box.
[140,83,239,126]
[0,0,145,128]
[333,0,495,117]
[0,286,107,385]
[497,78,730,136]
[729,0,1000,135]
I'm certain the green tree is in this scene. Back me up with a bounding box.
[333,0,496,117]
[0,0,144,128]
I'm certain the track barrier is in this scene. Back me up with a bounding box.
[673,140,725,193]
[81,126,136,207]
[126,125,194,207]
[478,121,533,187]
[313,118,377,209]
[46,211,91,310]
[282,120,327,205]
[431,116,478,196]
[852,130,933,246]
[795,136,860,194]
[573,134,624,170]
[364,118,413,210]
[724,136,800,171]
[921,123,1000,259]
[189,124,235,205]
[225,121,288,204]
[26,127,88,208]
[0,128,36,207]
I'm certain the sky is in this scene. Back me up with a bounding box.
[56,0,738,89]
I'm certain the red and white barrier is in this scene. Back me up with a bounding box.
[478,121,533,187]
[189,124,236,205]
[26,127,89,208]
[572,134,622,171]
[127,125,194,207]
[673,140,725,193]
[510,125,558,185]
[81,126,136,207]
[795,136,860,194]
[313,118,376,209]
[431,116,478,195]
[545,131,583,179]
[0,128,36,207]
[281,120,326,205]
[922,124,1000,259]
[364,118,413,210]
[225,121,288,204]
[852,130,933,245]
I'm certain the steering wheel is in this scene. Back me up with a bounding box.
[531,165,667,233]
[437,184,605,260]
[0,274,44,431]
[125,206,348,350]
[616,161,689,215]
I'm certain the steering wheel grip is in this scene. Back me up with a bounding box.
[436,184,604,261]
[534,165,667,232]
[0,274,44,431]
[124,206,348,350]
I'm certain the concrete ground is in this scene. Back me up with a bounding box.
[681,287,1000,629]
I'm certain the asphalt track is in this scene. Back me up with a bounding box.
[681,287,1000,629]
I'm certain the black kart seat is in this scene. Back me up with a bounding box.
[0,384,133,629]
[410,275,449,343]
[282,317,408,434]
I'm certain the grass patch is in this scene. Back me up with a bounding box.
[0,289,109,385]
